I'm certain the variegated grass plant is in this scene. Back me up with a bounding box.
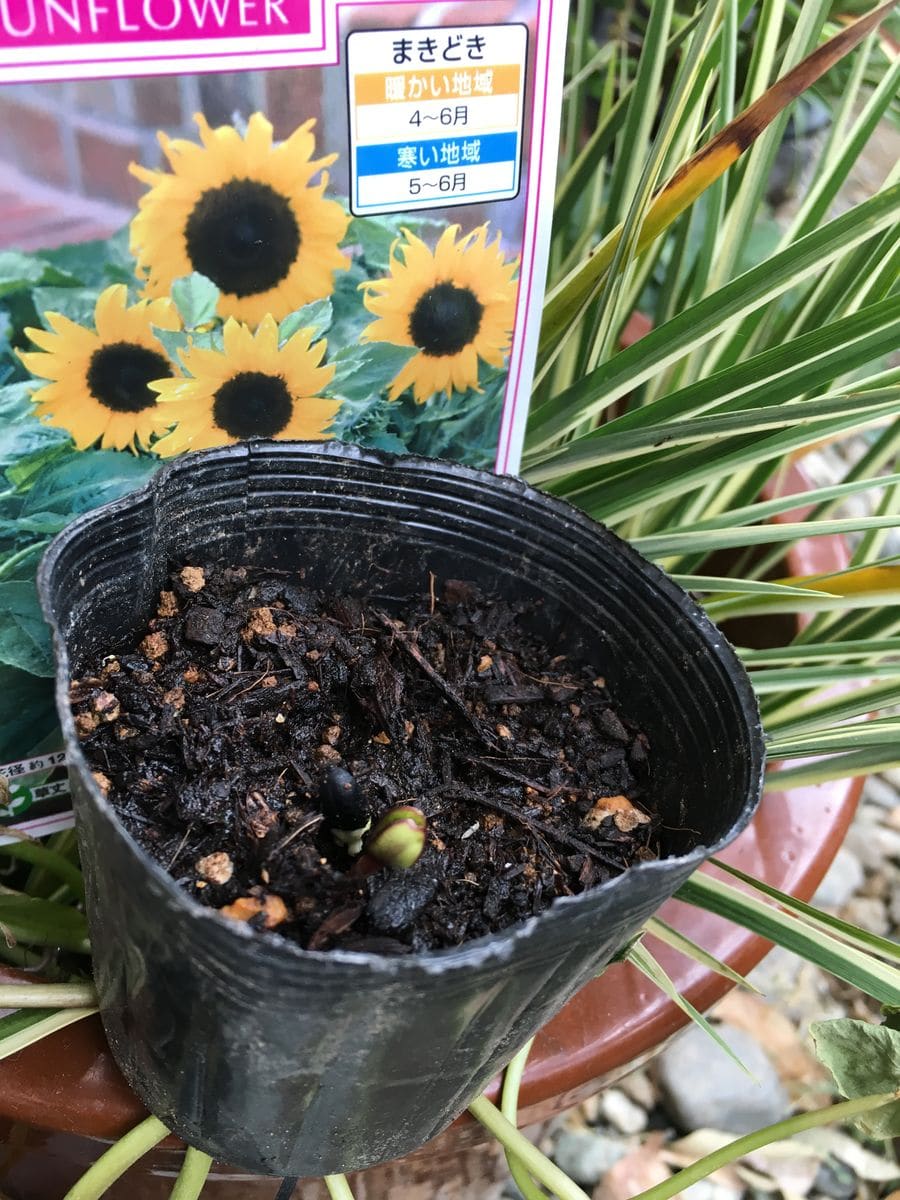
[2,2,899,1198]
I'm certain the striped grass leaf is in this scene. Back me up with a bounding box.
[760,679,900,734]
[643,916,761,991]
[748,664,900,691]
[767,717,900,759]
[663,472,900,537]
[527,183,900,452]
[626,940,751,1070]
[676,873,900,1005]
[710,860,900,965]
[781,53,900,245]
[554,403,900,526]
[533,295,900,473]
[632,512,900,560]
[767,748,900,790]
[672,576,835,597]
[0,1007,97,1063]
[739,640,900,666]
[538,1,897,356]
[528,381,900,482]
[704,0,827,298]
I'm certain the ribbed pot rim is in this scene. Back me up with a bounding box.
[38,440,766,975]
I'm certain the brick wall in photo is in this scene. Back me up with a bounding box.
[0,67,329,210]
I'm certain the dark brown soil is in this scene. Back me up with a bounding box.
[70,564,656,954]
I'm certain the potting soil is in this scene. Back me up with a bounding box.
[70,564,657,953]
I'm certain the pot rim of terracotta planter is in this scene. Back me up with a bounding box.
[0,458,858,1159]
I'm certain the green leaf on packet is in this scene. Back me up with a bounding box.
[40,228,134,288]
[330,343,417,405]
[348,211,440,273]
[279,299,332,346]
[21,449,160,519]
[0,398,70,475]
[0,251,78,299]
[0,580,53,676]
[32,287,102,329]
[170,273,220,330]
[0,666,56,761]
[5,444,72,493]
[152,325,221,364]
[811,1018,900,1138]
[0,513,68,537]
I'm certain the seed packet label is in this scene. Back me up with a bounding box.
[347,24,527,216]
[0,751,74,843]
[0,0,569,817]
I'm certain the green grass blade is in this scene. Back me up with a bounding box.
[739,640,900,666]
[633,511,900,558]
[749,664,900,690]
[644,916,761,991]
[766,748,900,789]
[63,1116,169,1200]
[768,718,900,758]
[626,941,753,1073]
[527,184,900,451]
[676,873,900,1004]
[710,860,900,965]
[529,385,900,481]
[0,1007,97,1063]
[673,576,834,597]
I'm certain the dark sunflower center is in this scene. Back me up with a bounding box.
[86,342,171,413]
[408,282,484,357]
[212,371,293,439]
[184,179,301,298]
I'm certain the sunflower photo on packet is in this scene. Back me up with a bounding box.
[0,0,569,801]
[1,0,568,479]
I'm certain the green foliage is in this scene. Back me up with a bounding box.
[279,298,333,346]
[170,273,220,329]
[811,1019,900,1137]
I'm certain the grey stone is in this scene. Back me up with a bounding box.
[655,1023,791,1135]
[618,1068,656,1111]
[861,775,900,811]
[840,896,890,936]
[813,846,864,909]
[844,822,900,871]
[599,1088,648,1135]
[552,1130,629,1186]
[681,1181,744,1200]
[747,945,804,996]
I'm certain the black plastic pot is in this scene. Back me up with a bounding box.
[38,441,764,1177]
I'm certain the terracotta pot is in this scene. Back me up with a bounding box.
[0,461,857,1199]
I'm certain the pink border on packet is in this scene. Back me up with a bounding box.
[495,0,546,475]
[8,0,426,74]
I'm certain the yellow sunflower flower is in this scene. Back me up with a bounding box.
[130,113,350,327]
[18,284,180,453]
[360,223,519,403]
[150,314,339,456]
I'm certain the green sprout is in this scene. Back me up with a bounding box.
[366,805,427,870]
